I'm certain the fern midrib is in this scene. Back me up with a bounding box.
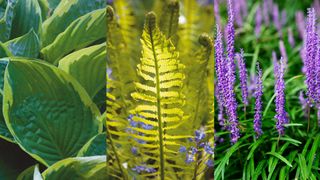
[148,26,165,180]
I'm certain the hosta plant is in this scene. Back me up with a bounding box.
[0,0,106,179]
[106,0,215,179]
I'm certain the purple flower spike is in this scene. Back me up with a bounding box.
[255,5,262,37]
[204,143,214,154]
[274,57,288,135]
[305,8,318,103]
[213,0,222,30]
[179,146,187,153]
[253,63,263,137]
[226,0,240,143]
[272,4,281,37]
[131,146,138,155]
[185,153,194,164]
[236,49,249,107]
[288,27,295,47]
[262,0,270,25]
[295,11,305,40]
[279,40,288,68]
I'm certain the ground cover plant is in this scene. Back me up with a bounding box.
[214,0,320,179]
[0,0,106,179]
[106,0,215,179]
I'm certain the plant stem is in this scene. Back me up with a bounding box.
[307,105,310,134]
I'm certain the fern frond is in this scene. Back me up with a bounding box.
[107,6,137,104]
[106,73,131,179]
[159,0,180,44]
[182,34,214,130]
[129,12,191,179]
[113,0,140,62]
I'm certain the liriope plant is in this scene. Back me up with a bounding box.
[106,0,214,179]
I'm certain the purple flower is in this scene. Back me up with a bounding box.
[272,4,281,37]
[179,146,187,153]
[226,0,240,143]
[295,11,305,40]
[274,57,288,135]
[279,40,288,68]
[262,0,270,25]
[213,0,222,31]
[140,122,153,130]
[131,146,138,155]
[255,5,262,37]
[236,49,249,107]
[305,8,318,103]
[185,153,194,164]
[132,165,156,174]
[204,143,214,154]
[288,27,295,47]
[190,146,198,155]
[253,63,263,137]
[280,10,287,26]
[195,129,206,142]
[135,138,146,144]
[233,0,243,26]
[206,159,214,167]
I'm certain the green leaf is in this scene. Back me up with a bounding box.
[33,165,43,180]
[41,9,106,64]
[41,0,105,46]
[267,152,293,168]
[0,0,16,42]
[4,30,40,58]
[0,59,13,142]
[77,132,106,157]
[0,43,12,58]
[3,58,101,166]
[17,165,36,180]
[37,0,49,21]
[307,136,320,174]
[58,43,106,98]
[297,154,308,180]
[42,156,106,179]
[10,0,42,38]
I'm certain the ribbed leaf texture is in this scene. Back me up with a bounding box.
[128,12,193,179]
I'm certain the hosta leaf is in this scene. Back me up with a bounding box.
[33,165,43,180]
[41,9,106,64]
[58,43,106,98]
[41,0,105,46]
[0,59,13,142]
[42,156,106,179]
[0,43,12,57]
[0,0,16,42]
[77,132,106,157]
[37,0,49,21]
[5,29,40,58]
[3,58,101,166]
[46,0,60,10]
[17,165,36,180]
[10,0,42,38]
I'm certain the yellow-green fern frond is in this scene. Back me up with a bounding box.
[106,73,132,179]
[129,12,191,180]
[113,0,140,50]
[107,6,137,104]
[182,34,214,133]
[159,0,180,44]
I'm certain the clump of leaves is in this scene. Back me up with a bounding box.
[0,0,106,179]
[106,0,214,179]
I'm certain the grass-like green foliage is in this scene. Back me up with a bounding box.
[0,0,106,179]
[106,0,214,179]
[214,1,320,179]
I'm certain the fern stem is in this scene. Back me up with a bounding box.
[147,15,165,180]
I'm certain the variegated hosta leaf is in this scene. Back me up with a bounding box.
[0,0,16,42]
[129,12,192,179]
[10,0,42,38]
[4,29,40,58]
[41,0,106,47]
[41,8,106,64]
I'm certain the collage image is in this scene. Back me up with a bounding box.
[0,0,319,179]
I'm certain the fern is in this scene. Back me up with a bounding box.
[129,12,188,179]
[158,0,179,44]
